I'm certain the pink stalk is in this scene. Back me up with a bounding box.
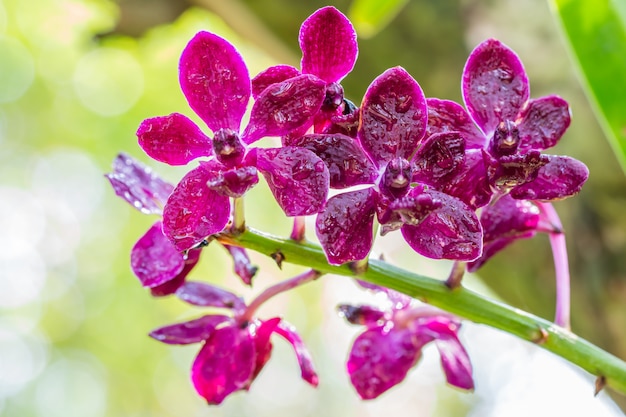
[290,216,306,241]
[537,202,570,329]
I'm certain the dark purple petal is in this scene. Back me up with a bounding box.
[251,318,280,381]
[347,327,422,400]
[251,65,300,98]
[517,96,571,152]
[137,113,212,165]
[412,132,466,185]
[299,6,358,83]
[401,189,482,261]
[377,187,442,234]
[179,31,250,133]
[191,324,255,404]
[105,153,174,214]
[150,247,202,297]
[175,281,246,311]
[486,150,549,191]
[426,98,487,148]
[359,67,427,166]
[252,147,329,216]
[462,38,529,135]
[290,133,378,188]
[315,188,378,265]
[510,155,588,201]
[149,314,231,345]
[131,221,184,288]
[242,74,326,144]
[338,304,386,326]
[223,244,258,286]
[162,165,231,251]
[273,320,319,386]
[202,160,259,198]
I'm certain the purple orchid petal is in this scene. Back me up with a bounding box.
[251,65,300,98]
[486,150,549,191]
[338,304,386,326]
[316,188,378,265]
[191,324,255,405]
[150,246,202,297]
[222,244,258,286]
[179,31,250,133]
[131,221,184,288]
[347,326,422,400]
[359,67,427,166]
[377,188,442,234]
[149,314,231,345]
[290,133,378,188]
[462,38,529,135]
[242,74,326,144]
[201,160,259,198]
[412,132,466,185]
[426,98,487,149]
[137,113,212,166]
[401,189,482,261]
[299,6,358,83]
[273,320,319,386]
[252,147,329,216]
[175,281,246,311]
[467,195,540,272]
[105,153,174,214]
[517,96,571,152]
[162,165,231,251]
[510,155,589,201]
[251,318,280,381]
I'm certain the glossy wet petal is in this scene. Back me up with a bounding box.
[162,165,231,251]
[274,320,319,386]
[176,281,246,311]
[251,65,300,98]
[106,153,174,214]
[510,155,588,201]
[131,221,184,288]
[242,74,326,144]
[179,31,250,133]
[426,98,487,148]
[223,244,258,286]
[202,160,259,198]
[291,133,378,188]
[253,147,329,216]
[412,132,466,186]
[517,96,571,152]
[149,247,201,297]
[359,67,427,166]
[316,188,378,265]
[401,189,482,261]
[137,113,212,165]
[347,326,422,400]
[486,150,549,191]
[338,304,386,326]
[378,189,442,233]
[251,318,280,381]
[462,38,529,135]
[299,6,358,83]
[191,324,255,404]
[149,314,231,345]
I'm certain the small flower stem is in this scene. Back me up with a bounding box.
[232,197,245,234]
[239,269,322,322]
[290,216,306,242]
[445,261,466,289]
[537,202,570,330]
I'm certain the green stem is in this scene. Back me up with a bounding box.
[216,227,626,396]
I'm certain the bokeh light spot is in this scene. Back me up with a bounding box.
[0,36,35,103]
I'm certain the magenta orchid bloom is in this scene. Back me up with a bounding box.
[149,280,318,405]
[339,285,473,399]
[137,31,330,251]
[311,67,482,265]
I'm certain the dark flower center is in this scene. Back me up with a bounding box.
[322,82,344,111]
[213,128,246,167]
[380,157,413,199]
[490,120,520,157]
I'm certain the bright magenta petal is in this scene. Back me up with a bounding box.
[175,281,246,311]
[223,244,258,286]
[359,67,427,166]
[179,32,250,133]
[462,38,529,135]
[251,65,300,98]
[316,188,377,265]
[517,96,571,152]
[299,6,358,83]
[149,315,231,345]
[274,320,319,386]
[251,318,280,381]
[149,247,201,297]
[253,147,329,216]
[510,155,588,201]
[426,98,487,149]
[137,113,212,165]
[162,165,230,251]
[191,324,255,404]
[131,221,184,288]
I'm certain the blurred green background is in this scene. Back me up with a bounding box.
[1,0,625,416]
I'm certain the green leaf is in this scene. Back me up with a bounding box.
[550,0,626,174]
[348,0,409,38]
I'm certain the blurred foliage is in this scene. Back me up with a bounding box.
[1,0,626,415]
[348,0,409,38]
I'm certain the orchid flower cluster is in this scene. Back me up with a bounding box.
[106,6,588,405]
